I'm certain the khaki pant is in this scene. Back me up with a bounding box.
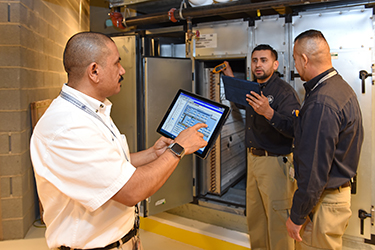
[246,150,297,250]
[296,187,351,250]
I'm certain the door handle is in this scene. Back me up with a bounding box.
[358,209,372,235]
[359,70,371,94]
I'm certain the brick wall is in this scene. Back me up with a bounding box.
[0,0,90,240]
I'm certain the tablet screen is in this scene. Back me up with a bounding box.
[157,89,231,159]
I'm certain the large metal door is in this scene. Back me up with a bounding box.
[111,36,138,153]
[142,57,193,216]
[111,37,195,217]
[292,6,373,239]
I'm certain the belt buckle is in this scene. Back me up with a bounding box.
[118,238,123,248]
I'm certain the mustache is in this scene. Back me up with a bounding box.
[119,75,124,83]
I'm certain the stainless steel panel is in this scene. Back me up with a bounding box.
[160,44,186,58]
[110,36,138,152]
[293,7,373,239]
[193,19,248,58]
[254,16,287,81]
[143,57,193,216]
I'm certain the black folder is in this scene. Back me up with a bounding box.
[222,75,260,107]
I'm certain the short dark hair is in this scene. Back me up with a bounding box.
[252,44,278,61]
[63,32,114,80]
[294,29,327,43]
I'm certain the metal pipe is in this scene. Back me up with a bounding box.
[123,0,342,27]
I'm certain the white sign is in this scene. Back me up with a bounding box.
[196,33,217,49]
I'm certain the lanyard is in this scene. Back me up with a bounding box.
[302,70,338,108]
[60,90,129,162]
[311,70,337,92]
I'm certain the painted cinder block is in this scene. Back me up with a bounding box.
[1,219,24,239]
[0,111,28,131]
[0,68,21,89]
[0,46,20,67]
[0,153,31,176]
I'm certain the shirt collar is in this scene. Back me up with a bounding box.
[258,72,277,89]
[62,83,113,117]
[303,67,335,95]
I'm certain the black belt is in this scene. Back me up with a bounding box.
[59,227,138,250]
[250,147,283,157]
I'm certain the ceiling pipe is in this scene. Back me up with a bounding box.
[122,0,342,27]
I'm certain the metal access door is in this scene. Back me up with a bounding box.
[111,37,195,217]
[292,6,373,239]
[111,36,138,153]
[141,57,193,216]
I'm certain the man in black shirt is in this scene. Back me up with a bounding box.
[223,44,300,250]
[286,30,364,249]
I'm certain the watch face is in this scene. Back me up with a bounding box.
[172,143,184,154]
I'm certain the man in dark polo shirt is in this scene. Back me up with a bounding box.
[222,44,300,250]
[286,30,364,249]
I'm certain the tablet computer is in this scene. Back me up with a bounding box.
[222,75,260,107]
[157,89,231,159]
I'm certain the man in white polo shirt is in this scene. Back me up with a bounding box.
[30,32,207,250]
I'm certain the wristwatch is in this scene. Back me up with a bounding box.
[167,142,185,159]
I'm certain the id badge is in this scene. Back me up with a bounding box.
[289,165,295,182]
[283,156,295,182]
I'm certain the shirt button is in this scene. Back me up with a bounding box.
[95,109,98,113]
[100,104,104,108]
[251,115,253,117]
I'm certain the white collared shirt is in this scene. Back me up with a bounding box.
[30,84,136,249]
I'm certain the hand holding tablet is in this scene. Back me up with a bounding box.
[222,75,260,107]
[157,89,231,159]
